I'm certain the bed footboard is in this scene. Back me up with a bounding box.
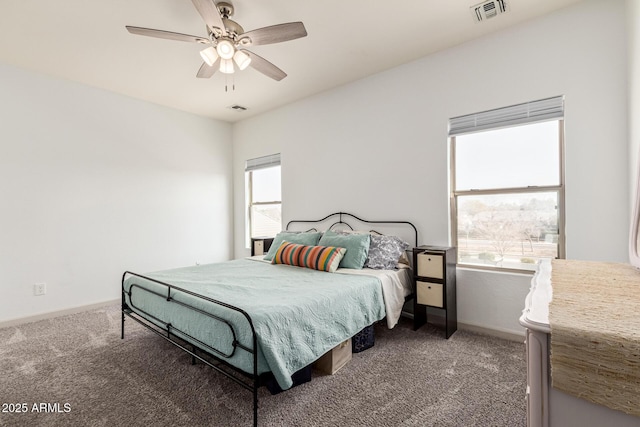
[121,271,260,427]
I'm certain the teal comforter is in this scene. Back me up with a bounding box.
[123,258,385,389]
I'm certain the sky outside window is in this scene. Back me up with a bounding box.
[455,121,559,191]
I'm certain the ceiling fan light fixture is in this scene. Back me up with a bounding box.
[199,46,219,66]
[233,50,251,70]
[216,39,235,60]
[219,58,235,74]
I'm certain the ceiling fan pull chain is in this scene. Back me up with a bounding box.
[224,74,235,92]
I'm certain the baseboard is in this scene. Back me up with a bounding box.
[458,322,525,342]
[0,299,120,328]
[401,311,524,342]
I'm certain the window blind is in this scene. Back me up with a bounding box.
[448,96,564,136]
[245,153,281,172]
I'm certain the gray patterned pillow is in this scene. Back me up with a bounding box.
[364,235,410,270]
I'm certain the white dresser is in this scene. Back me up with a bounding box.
[519,259,640,427]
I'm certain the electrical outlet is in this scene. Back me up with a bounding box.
[34,283,46,296]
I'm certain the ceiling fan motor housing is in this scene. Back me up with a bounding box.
[221,19,244,38]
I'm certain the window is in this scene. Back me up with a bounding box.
[246,154,282,244]
[449,97,565,272]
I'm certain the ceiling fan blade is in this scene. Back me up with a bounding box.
[191,0,226,36]
[196,59,220,78]
[240,22,307,46]
[243,50,287,81]
[126,26,207,43]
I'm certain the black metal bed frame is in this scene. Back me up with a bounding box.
[121,272,260,424]
[121,211,418,426]
[286,211,419,247]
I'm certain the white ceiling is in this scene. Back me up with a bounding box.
[0,0,584,123]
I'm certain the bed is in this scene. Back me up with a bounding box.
[121,212,418,426]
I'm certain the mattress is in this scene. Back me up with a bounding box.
[123,258,387,389]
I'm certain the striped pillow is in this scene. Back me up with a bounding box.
[271,241,346,273]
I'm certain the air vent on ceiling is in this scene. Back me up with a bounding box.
[228,104,248,112]
[470,0,509,23]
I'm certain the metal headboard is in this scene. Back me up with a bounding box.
[286,211,418,247]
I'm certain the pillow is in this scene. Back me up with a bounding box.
[364,235,410,270]
[332,229,368,235]
[397,250,411,266]
[318,229,370,269]
[271,241,346,273]
[263,231,322,261]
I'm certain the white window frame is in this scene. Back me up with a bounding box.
[449,97,566,273]
[245,154,282,247]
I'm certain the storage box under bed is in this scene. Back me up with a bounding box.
[352,324,375,353]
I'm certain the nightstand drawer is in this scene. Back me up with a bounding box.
[416,281,443,308]
[416,253,443,279]
[251,237,274,256]
[253,240,265,255]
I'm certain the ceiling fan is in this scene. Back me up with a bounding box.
[126,0,307,81]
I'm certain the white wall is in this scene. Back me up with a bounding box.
[0,62,233,323]
[232,0,629,335]
[628,0,640,253]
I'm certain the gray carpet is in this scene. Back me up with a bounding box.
[0,305,526,427]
